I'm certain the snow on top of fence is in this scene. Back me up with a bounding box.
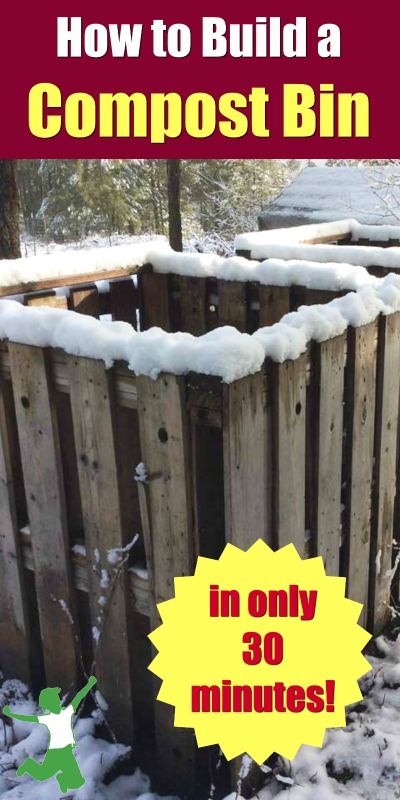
[351,223,400,241]
[1,273,400,382]
[233,238,400,268]
[0,235,396,295]
[0,240,171,288]
[151,248,380,292]
[234,219,400,252]
[236,219,354,247]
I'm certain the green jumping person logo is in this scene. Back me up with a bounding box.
[2,676,97,793]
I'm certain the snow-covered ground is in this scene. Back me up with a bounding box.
[245,631,400,800]
[2,632,400,799]
[21,232,234,259]
[0,679,175,800]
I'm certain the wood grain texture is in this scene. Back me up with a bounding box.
[8,343,78,691]
[68,355,135,742]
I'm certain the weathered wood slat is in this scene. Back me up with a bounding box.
[137,373,195,796]
[138,272,171,330]
[0,381,31,683]
[109,278,137,326]
[309,336,346,574]
[68,286,100,317]
[304,288,340,306]
[370,313,400,631]
[0,346,140,410]
[259,286,290,326]
[8,343,78,691]
[20,527,150,616]
[0,265,146,299]
[218,280,248,331]
[68,355,135,742]
[178,276,207,335]
[223,368,271,548]
[343,322,378,628]
[25,291,69,309]
[271,355,307,553]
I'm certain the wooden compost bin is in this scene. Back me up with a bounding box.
[0,248,400,796]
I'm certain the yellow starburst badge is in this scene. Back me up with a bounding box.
[148,540,371,763]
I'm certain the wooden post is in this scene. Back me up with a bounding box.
[218,281,248,331]
[259,286,290,327]
[109,278,137,326]
[68,355,136,743]
[370,313,400,632]
[304,288,339,307]
[223,368,271,548]
[271,355,307,554]
[8,343,78,691]
[187,374,224,560]
[308,336,346,574]
[178,276,207,335]
[343,322,377,629]
[69,286,100,317]
[138,272,171,330]
[137,373,196,796]
[0,377,31,683]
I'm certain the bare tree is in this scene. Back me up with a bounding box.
[166,159,182,251]
[0,160,21,258]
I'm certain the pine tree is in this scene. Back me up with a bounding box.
[167,160,182,251]
[0,160,21,258]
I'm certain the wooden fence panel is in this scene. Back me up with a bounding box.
[187,374,224,560]
[223,368,271,548]
[69,286,101,317]
[271,355,307,553]
[68,356,135,742]
[137,373,196,796]
[259,286,290,327]
[109,278,137,326]
[138,272,171,331]
[8,343,78,691]
[370,312,400,631]
[178,276,208,335]
[343,322,378,628]
[25,291,69,309]
[0,380,31,683]
[304,288,340,307]
[309,336,346,574]
[218,281,248,331]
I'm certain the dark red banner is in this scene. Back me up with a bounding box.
[0,0,396,156]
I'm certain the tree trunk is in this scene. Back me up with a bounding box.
[0,160,21,259]
[167,159,182,251]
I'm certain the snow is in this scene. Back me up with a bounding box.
[0,679,177,800]
[152,248,382,292]
[135,462,148,483]
[236,218,355,247]
[129,566,149,580]
[235,258,378,291]
[92,627,101,645]
[100,570,110,589]
[2,233,393,295]
[72,544,87,558]
[5,632,400,799]
[0,240,172,290]
[241,632,400,800]
[352,223,400,242]
[1,270,400,379]
[107,534,139,566]
[233,236,400,269]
